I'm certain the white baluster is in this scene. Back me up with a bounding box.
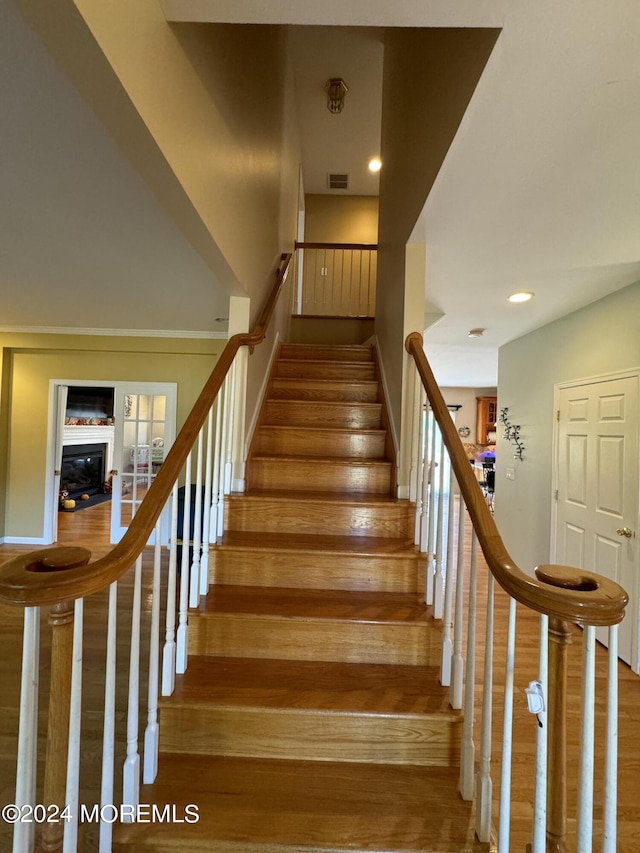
[602,624,618,853]
[13,606,40,853]
[531,614,549,853]
[420,406,432,556]
[223,360,236,495]
[476,572,494,842]
[200,408,214,595]
[62,598,83,853]
[123,556,143,817]
[144,523,163,783]
[425,414,438,606]
[176,453,192,674]
[189,429,204,609]
[99,583,118,853]
[217,378,229,538]
[414,387,425,546]
[433,433,446,619]
[162,482,179,696]
[440,467,456,686]
[498,595,517,852]
[459,532,478,801]
[409,370,420,503]
[576,624,596,852]
[450,496,465,710]
[210,391,223,544]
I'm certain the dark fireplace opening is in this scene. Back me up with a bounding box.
[60,443,107,499]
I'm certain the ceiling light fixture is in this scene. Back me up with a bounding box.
[326,78,348,114]
[368,157,382,173]
[507,291,535,303]
[468,328,485,338]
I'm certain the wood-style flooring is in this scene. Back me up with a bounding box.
[2,502,640,851]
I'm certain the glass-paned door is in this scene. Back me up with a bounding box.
[110,383,177,544]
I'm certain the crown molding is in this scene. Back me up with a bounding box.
[0,325,228,340]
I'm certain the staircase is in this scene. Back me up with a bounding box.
[114,343,486,852]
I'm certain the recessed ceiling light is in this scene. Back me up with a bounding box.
[507,291,534,303]
[368,157,382,173]
[468,328,484,338]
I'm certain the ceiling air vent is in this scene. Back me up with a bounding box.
[327,172,349,190]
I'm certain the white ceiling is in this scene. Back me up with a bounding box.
[4,0,640,385]
[289,27,383,197]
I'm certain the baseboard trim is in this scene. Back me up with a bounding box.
[2,536,49,545]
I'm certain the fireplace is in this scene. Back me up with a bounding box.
[60,443,107,499]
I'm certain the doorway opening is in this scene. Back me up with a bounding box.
[46,380,176,547]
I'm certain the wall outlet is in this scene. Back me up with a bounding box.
[506,467,515,480]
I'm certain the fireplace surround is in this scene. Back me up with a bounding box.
[60,442,107,499]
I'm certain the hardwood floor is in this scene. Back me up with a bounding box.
[2,465,640,848]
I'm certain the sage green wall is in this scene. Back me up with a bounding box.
[496,281,640,574]
[0,332,224,540]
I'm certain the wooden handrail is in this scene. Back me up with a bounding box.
[405,331,628,627]
[295,242,378,251]
[0,253,293,608]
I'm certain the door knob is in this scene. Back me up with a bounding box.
[616,527,633,538]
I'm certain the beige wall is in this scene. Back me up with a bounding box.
[304,195,379,244]
[496,281,640,574]
[8,6,302,516]
[19,0,300,320]
[375,27,499,493]
[72,3,295,314]
[0,332,224,540]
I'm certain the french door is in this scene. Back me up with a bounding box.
[110,383,177,544]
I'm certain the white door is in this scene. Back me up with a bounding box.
[555,375,639,668]
[50,384,69,543]
[110,383,177,544]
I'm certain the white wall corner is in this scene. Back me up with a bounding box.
[372,336,402,488]
[244,332,282,460]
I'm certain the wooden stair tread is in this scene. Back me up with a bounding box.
[270,378,378,387]
[235,489,408,504]
[277,358,376,368]
[166,656,456,716]
[265,400,382,413]
[217,530,418,556]
[198,585,428,623]
[280,343,375,360]
[251,454,392,465]
[113,755,486,852]
[257,425,387,436]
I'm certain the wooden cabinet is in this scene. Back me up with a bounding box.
[476,396,497,444]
